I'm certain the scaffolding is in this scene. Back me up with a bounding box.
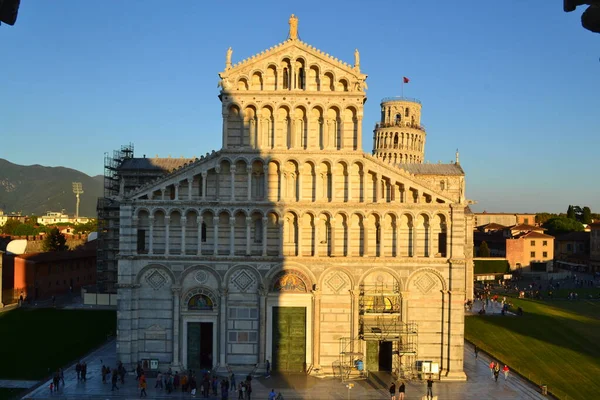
[96,144,134,293]
[338,337,367,382]
[357,281,418,380]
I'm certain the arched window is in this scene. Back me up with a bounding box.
[393,135,399,149]
[395,113,401,124]
[405,108,409,117]
[298,67,305,89]
[201,222,207,242]
[283,68,289,89]
[254,219,263,243]
[188,294,214,310]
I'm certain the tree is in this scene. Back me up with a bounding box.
[0,218,21,235]
[536,213,558,225]
[42,228,68,252]
[543,217,584,235]
[567,205,576,220]
[582,207,592,224]
[479,241,490,257]
[74,219,98,234]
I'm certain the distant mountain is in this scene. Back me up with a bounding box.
[0,159,104,217]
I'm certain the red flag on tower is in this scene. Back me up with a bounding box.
[403,77,410,84]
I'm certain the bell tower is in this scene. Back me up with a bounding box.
[372,97,426,164]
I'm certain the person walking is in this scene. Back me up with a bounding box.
[238,382,245,400]
[111,368,119,391]
[398,381,406,400]
[489,361,495,379]
[426,375,434,400]
[269,389,277,400]
[389,381,396,400]
[502,365,510,381]
[493,363,500,382]
[139,373,148,398]
[230,371,236,391]
[474,345,479,359]
[76,362,81,381]
[265,360,271,378]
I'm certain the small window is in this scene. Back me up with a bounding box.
[524,218,529,224]
[201,223,207,242]
[543,251,548,258]
[530,240,535,246]
[530,251,536,258]
[405,108,409,117]
[137,229,146,252]
[254,219,263,243]
[440,181,445,190]
[543,240,547,246]
[395,114,401,124]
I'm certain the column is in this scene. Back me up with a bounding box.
[247,166,253,201]
[315,168,323,200]
[201,172,208,201]
[278,220,284,257]
[165,216,171,255]
[262,217,268,256]
[297,218,303,256]
[174,183,179,200]
[346,171,352,202]
[196,215,203,255]
[148,216,154,255]
[358,172,364,202]
[258,285,267,367]
[180,217,187,255]
[230,166,236,201]
[373,173,379,203]
[229,217,236,256]
[329,218,336,257]
[213,216,220,256]
[172,286,181,367]
[215,167,221,201]
[133,217,139,254]
[222,112,229,148]
[297,169,303,201]
[379,221,385,257]
[245,217,252,255]
[263,165,269,201]
[350,289,359,345]
[161,188,166,201]
[428,224,434,258]
[314,219,319,257]
[312,289,321,368]
[219,289,228,366]
[356,116,363,151]
[188,178,193,200]
[395,222,401,258]
[411,224,416,257]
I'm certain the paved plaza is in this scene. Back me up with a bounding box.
[19,339,550,400]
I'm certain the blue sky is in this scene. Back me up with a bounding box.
[1,1,598,213]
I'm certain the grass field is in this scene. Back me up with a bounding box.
[465,297,600,400]
[0,308,116,380]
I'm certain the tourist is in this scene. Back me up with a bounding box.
[181,372,188,392]
[502,365,510,381]
[389,381,396,400]
[139,372,148,397]
[76,362,81,381]
[174,371,180,390]
[155,372,163,389]
[136,362,142,381]
[101,365,107,383]
[59,367,64,386]
[230,371,237,391]
[474,345,479,359]
[118,362,126,384]
[53,370,60,392]
[246,378,253,400]
[426,375,434,400]
[190,375,197,396]
[398,381,406,400]
[212,375,218,396]
[266,359,271,378]
[111,368,119,391]
[238,382,245,399]
[269,389,277,400]
[166,373,173,393]
[81,362,87,381]
[493,363,500,382]
[489,361,495,379]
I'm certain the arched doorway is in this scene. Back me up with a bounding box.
[182,288,218,371]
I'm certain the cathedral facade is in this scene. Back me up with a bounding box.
[115,16,473,381]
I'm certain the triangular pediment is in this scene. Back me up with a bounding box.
[218,38,367,92]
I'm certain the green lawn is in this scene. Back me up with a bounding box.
[466,297,600,400]
[0,308,116,380]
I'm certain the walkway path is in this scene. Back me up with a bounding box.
[20,341,550,400]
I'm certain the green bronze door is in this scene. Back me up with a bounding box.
[272,307,306,372]
[366,340,379,371]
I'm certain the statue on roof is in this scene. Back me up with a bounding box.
[289,14,298,40]
[225,47,233,70]
[354,48,360,70]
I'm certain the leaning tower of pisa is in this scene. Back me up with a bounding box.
[372,97,426,164]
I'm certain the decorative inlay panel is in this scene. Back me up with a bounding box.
[146,269,168,290]
[325,272,348,294]
[415,273,436,294]
[231,269,256,292]
[195,270,208,284]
